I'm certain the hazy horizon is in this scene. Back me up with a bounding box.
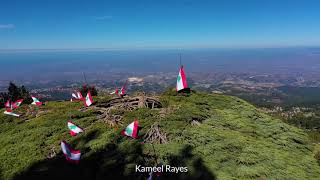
[1,47,320,82]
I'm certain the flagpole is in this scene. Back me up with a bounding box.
[112,80,115,88]
[124,79,128,88]
[83,72,88,85]
[9,80,13,103]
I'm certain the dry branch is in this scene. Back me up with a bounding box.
[97,96,162,110]
[143,123,168,144]
[80,95,162,127]
[47,145,56,159]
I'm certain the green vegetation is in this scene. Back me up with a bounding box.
[214,85,320,146]
[216,85,320,108]
[279,86,320,107]
[79,84,98,96]
[1,90,320,179]
[267,105,320,143]
[0,82,32,108]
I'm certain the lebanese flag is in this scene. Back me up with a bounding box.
[176,66,188,92]
[71,91,83,101]
[31,96,42,106]
[84,91,93,107]
[67,121,84,136]
[12,99,23,109]
[70,95,75,102]
[121,120,139,139]
[61,141,81,163]
[70,93,78,102]
[4,109,20,117]
[76,91,83,100]
[4,100,11,109]
[148,168,162,180]
[110,88,119,95]
[120,83,126,96]
[72,93,78,99]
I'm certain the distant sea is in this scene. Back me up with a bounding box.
[1,47,320,81]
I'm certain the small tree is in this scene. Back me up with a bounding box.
[89,85,98,96]
[8,82,20,101]
[20,85,33,104]
[79,84,98,97]
[6,82,32,104]
[0,92,9,108]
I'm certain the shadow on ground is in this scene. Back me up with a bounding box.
[14,132,215,180]
[162,145,216,180]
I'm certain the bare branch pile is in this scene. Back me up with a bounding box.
[143,123,168,144]
[96,108,123,127]
[24,106,51,119]
[97,96,162,110]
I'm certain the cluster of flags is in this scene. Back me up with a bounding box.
[3,99,23,117]
[5,99,23,110]
[61,90,95,163]
[60,120,84,163]
[3,62,189,170]
[110,82,126,97]
[3,95,43,117]
[70,91,94,107]
[5,99,23,109]
[60,120,140,164]
[64,87,139,163]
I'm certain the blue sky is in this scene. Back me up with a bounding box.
[1,0,320,49]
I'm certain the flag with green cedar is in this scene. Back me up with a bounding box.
[67,121,84,136]
[176,66,188,91]
[121,120,139,139]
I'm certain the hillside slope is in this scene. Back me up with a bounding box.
[0,91,320,180]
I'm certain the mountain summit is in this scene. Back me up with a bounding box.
[1,90,319,180]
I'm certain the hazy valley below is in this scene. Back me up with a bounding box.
[2,48,320,133]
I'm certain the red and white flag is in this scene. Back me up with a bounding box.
[12,99,23,109]
[110,88,119,95]
[4,109,20,117]
[76,91,83,100]
[120,83,126,96]
[84,91,93,107]
[121,120,139,139]
[31,96,42,106]
[4,100,11,109]
[67,121,84,136]
[71,91,84,101]
[61,141,81,163]
[176,66,188,92]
